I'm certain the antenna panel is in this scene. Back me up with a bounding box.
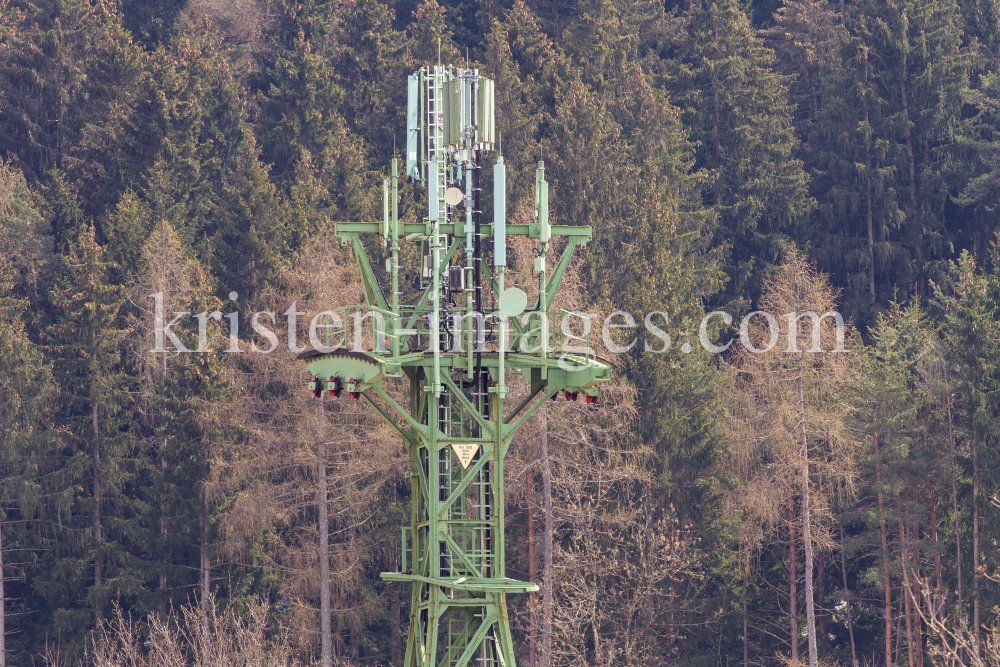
[443,79,463,146]
[406,73,421,180]
[478,78,495,145]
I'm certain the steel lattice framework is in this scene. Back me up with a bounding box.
[301,60,609,667]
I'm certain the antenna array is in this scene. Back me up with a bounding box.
[300,57,609,667]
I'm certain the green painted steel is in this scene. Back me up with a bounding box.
[406,74,421,180]
[477,79,495,144]
[444,79,462,146]
[300,59,607,667]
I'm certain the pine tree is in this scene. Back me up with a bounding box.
[0,260,54,667]
[676,0,813,310]
[0,0,142,183]
[43,221,129,643]
[251,0,368,247]
[850,0,970,299]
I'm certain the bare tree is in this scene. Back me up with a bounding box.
[722,247,858,667]
[909,543,1000,667]
[227,230,405,659]
[80,595,310,667]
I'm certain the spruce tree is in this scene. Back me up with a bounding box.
[0,0,142,183]
[43,221,129,643]
[0,260,54,667]
[850,0,969,299]
[675,0,813,311]
[251,0,368,246]
[935,250,1000,639]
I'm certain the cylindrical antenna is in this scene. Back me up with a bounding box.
[429,156,439,223]
[537,160,549,244]
[382,177,389,242]
[494,156,506,267]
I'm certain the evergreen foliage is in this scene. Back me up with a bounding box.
[0,0,999,664]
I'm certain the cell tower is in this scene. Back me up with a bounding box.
[300,55,609,667]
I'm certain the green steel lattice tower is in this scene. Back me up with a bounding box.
[300,59,609,667]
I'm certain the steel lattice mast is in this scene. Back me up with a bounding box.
[300,58,609,667]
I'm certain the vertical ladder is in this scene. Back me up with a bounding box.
[427,65,451,365]
[426,67,448,224]
[438,445,452,579]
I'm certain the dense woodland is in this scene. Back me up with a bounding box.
[1,0,1000,665]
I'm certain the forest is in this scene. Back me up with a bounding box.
[0,0,999,665]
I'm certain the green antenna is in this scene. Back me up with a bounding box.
[301,43,607,667]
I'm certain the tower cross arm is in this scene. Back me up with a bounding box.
[338,232,389,312]
[334,222,592,239]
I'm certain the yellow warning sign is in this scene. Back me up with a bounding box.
[451,444,480,470]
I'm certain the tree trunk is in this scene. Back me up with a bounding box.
[797,355,818,667]
[929,481,942,611]
[838,492,859,667]
[527,437,537,667]
[900,515,916,667]
[93,400,102,625]
[318,397,332,667]
[540,406,553,667]
[899,77,921,296]
[160,351,169,612]
[865,151,875,299]
[390,582,401,666]
[871,411,893,666]
[894,588,903,664]
[789,502,798,663]
[200,487,210,638]
[973,442,980,652]
[910,520,927,667]
[743,570,749,667]
[944,363,962,618]
[863,52,876,300]
[815,552,827,654]
[911,518,924,667]
[969,441,979,636]
[0,511,5,667]
[710,12,722,160]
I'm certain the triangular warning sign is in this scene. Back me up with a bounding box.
[451,444,480,470]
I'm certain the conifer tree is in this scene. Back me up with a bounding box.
[935,250,1000,643]
[766,0,902,327]
[0,260,54,667]
[676,0,812,310]
[329,0,406,162]
[0,161,53,302]
[0,0,141,183]
[44,221,127,636]
[850,0,969,299]
[252,0,368,246]
[855,302,931,666]
[725,247,856,667]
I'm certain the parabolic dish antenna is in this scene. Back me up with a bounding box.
[498,287,527,318]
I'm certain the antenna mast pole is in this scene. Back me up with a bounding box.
[301,52,607,667]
